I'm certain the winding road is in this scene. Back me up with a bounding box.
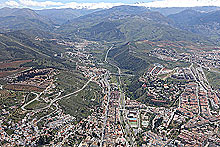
[21,76,95,111]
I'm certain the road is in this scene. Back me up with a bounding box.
[105,45,135,146]
[21,82,53,111]
[22,76,95,111]
[100,74,111,147]
[35,101,60,124]
[189,63,215,115]
[166,110,176,128]
[21,92,41,111]
[40,76,95,111]
[110,73,135,77]
[104,45,114,62]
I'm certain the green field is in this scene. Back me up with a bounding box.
[55,70,103,122]
[204,69,220,90]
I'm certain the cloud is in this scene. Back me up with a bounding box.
[3,0,220,9]
[5,1,20,7]
[19,0,63,8]
[59,2,125,9]
[135,0,220,7]
[3,0,125,9]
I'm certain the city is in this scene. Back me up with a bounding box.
[1,38,220,146]
[0,1,220,147]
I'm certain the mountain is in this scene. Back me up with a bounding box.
[150,6,220,16]
[36,8,100,25]
[169,9,220,41]
[0,31,64,61]
[108,39,213,74]
[58,5,209,43]
[169,9,203,26]
[0,7,54,31]
[64,5,152,24]
[0,5,217,66]
[0,6,215,44]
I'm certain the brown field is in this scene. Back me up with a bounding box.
[0,60,32,69]
[4,84,44,92]
[0,67,28,78]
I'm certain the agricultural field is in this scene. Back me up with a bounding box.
[4,84,44,92]
[0,60,32,69]
[0,60,32,78]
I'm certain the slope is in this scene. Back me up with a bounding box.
[36,8,100,25]
[0,7,54,31]
[169,9,220,41]
[0,31,64,61]
[58,5,211,43]
[108,40,211,74]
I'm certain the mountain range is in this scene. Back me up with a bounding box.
[36,8,100,25]
[0,6,219,43]
[0,5,220,69]
[57,6,213,43]
[169,9,220,41]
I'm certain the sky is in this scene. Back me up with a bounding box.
[1,0,220,9]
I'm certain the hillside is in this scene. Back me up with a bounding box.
[0,7,54,31]
[108,40,213,74]
[36,8,100,25]
[0,6,214,44]
[1,4,220,147]
[169,9,220,41]
[58,5,212,43]
[0,31,64,61]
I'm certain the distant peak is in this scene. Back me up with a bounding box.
[134,0,220,8]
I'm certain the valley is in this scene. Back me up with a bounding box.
[0,4,220,147]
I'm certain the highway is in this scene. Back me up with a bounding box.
[104,45,114,62]
[104,45,135,146]
[110,72,135,77]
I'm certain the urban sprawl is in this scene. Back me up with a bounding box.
[1,40,220,147]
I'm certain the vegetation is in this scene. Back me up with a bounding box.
[24,100,47,110]
[59,82,102,122]
[58,6,211,44]
[55,70,103,122]
[204,69,220,90]
[108,40,190,74]
[169,9,220,43]
[0,90,27,123]
[56,70,87,95]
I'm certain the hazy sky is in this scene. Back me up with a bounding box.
[39,0,154,3]
[0,0,154,9]
[0,0,154,5]
[1,0,220,9]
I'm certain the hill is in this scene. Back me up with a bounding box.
[58,5,212,43]
[169,9,220,41]
[36,8,100,25]
[108,40,215,74]
[150,6,220,16]
[0,7,54,31]
[0,31,64,61]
